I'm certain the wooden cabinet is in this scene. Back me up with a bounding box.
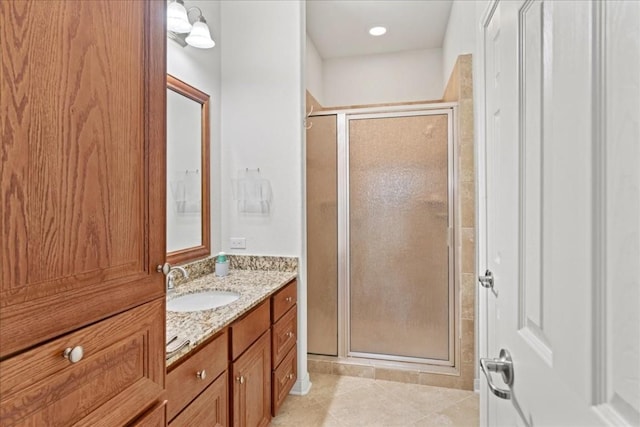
[132,400,167,427]
[272,303,297,367]
[166,280,298,426]
[0,0,166,359]
[0,299,165,426]
[170,373,228,427]
[167,330,228,421]
[272,345,298,415]
[270,280,298,416]
[230,300,271,360]
[232,331,272,427]
[272,280,297,322]
[230,299,272,427]
[0,0,167,424]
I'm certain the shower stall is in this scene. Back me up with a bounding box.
[307,103,458,368]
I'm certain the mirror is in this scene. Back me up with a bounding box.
[166,74,210,264]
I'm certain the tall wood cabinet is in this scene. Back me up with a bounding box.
[0,0,167,425]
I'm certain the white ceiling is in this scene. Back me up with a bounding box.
[306,0,454,59]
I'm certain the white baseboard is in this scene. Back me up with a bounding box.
[289,371,312,396]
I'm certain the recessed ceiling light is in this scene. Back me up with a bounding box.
[369,26,387,36]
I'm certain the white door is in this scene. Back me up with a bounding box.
[480,1,639,426]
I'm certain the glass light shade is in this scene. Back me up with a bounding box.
[186,21,215,49]
[167,1,192,33]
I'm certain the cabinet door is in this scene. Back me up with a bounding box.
[170,373,228,427]
[232,331,271,427]
[0,0,166,358]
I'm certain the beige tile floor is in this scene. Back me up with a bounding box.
[272,373,479,427]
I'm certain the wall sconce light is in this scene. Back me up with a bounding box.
[167,0,215,49]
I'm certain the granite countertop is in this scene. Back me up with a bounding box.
[165,269,297,367]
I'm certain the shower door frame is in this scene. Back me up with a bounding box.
[311,102,460,371]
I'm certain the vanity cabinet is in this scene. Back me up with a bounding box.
[230,299,272,427]
[0,0,167,424]
[270,280,298,416]
[165,279,298,426]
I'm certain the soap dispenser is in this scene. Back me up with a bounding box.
[215,252,229,277]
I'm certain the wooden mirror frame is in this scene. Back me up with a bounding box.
[166,74,211,264]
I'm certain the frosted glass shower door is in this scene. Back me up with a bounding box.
[348,112,453,363]
[306,115,338,356]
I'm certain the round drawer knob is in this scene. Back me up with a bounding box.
[196,370,206,380]
[236,375,245,384]
[63,346,84,364]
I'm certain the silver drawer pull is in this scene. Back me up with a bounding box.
[285,296,293,303]
[288,373,294,380]
[287,331,294,338]
[63,346,84,364]
[196,370,206,380]
[236,375,245,384]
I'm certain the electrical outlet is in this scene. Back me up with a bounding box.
[230,237,246,249]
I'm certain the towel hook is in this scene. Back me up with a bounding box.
[304,105,313,130]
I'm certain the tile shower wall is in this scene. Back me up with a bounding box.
[437,53,476,390]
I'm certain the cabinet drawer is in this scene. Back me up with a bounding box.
[167,329,228,422]
[272,305,297,367]
[170,372,228,427]
[230,299,270,360]
[271,280,297,322]
[132,400,167,427]
[0,299,165,427]
[271,347,297,417]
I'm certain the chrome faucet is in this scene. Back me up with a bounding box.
[166,266,189,292]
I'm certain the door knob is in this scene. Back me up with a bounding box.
[480,349,514,400]
[479,269,494,289]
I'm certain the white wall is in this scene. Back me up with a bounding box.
[220,0,303,257]
[167,0,222,255]
[220,0,309,395]
[442,1,476,86]
[306,34,324,104]
[322,48,443,107]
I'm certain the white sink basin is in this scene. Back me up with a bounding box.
[167,290,240,312]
